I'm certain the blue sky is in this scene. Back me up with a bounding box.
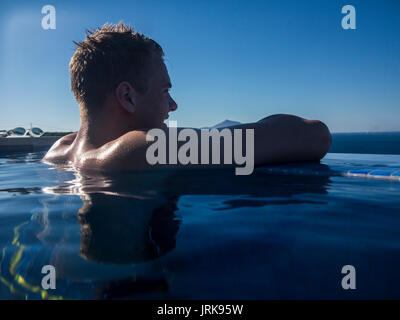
[0,0,399,132]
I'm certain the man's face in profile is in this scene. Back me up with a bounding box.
[132,57,178,129]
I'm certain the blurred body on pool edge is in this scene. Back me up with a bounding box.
[43,22,332,172]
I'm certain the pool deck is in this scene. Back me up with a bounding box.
[0,136,61,152]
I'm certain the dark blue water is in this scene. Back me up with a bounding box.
[330,132,400,155]
[1,151,400,299]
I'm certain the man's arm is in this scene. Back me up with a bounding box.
[108,114,331,171]
[250,113,332,164]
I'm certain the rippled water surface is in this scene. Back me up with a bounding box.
[1,151,400,299]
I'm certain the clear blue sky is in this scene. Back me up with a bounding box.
[1,0,399,132]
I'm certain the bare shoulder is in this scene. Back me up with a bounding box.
[97,129,157,171]
[48,132,77,151]
[42,132,77,163]
[43,130,158,170]
[55,132,78,146]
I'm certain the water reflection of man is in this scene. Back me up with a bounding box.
[78,193,180,264]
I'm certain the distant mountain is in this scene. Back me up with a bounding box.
[202,120,241,129]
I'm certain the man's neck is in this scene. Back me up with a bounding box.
[77,116,131,149]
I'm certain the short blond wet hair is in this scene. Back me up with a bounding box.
[69,21,164,115]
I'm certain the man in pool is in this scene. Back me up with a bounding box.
[43,22,332,171]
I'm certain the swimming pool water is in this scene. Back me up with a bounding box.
[1,151,400,299]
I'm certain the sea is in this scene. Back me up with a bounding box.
[330,132,400,155]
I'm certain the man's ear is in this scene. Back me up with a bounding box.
[115,81,137,114]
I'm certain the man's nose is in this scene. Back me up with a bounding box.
[169,97,178,112]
